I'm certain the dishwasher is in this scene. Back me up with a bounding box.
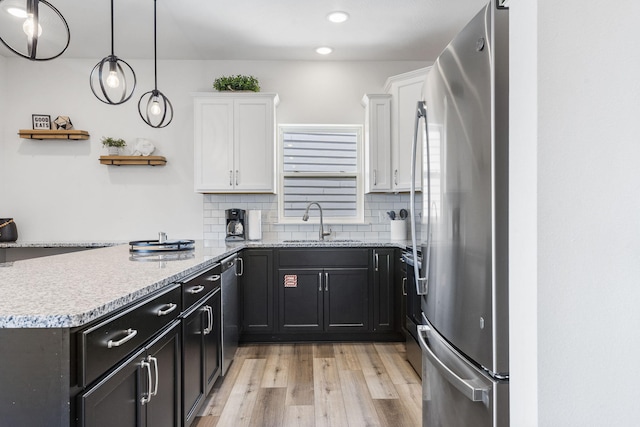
[220,255,240,376]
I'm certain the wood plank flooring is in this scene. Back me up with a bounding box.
[194,342,421,427]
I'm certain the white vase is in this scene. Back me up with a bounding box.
[107,147,120,155]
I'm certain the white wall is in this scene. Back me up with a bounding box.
[510,1,640,426]
[509,1,538,425]
[0,59,425,241]
[0,56,6,210]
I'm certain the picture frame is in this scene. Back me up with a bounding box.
[32,114,51,130]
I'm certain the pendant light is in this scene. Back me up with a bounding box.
[0,0,70,61]
[89,0,136,105]
[138,0,173,128]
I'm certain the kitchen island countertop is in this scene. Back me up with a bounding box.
[0,239,409,328]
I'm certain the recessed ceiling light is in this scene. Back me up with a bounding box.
[327,11,350,23]
[316,47,333,55]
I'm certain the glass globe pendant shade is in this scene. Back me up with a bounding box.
[90,55,136,105]
[138,89,173,128]
[0,0,70,61]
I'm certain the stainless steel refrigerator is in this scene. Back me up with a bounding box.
[409,1,509,426]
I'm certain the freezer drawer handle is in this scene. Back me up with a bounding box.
[417,325,488,403]
[107,328,137,348]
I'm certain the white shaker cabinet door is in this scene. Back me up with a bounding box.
[194,98,234,192]
[362,94,392,193]
[193,93,279,193]
[385,68,429,192]
[234,98,276,192]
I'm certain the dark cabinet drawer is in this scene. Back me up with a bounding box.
[278,248,369,267]
[182,263,221,311]
[79,284,182,387]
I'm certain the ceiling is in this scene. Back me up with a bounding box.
[0,0,489,62]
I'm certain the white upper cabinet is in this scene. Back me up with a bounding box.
[193,93,279,193]
[362,94,392,193]
[384,68,429,192]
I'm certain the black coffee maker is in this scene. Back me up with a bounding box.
[225,209,246,241]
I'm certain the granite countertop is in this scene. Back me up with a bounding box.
[0,241,123,249]
[0,238,410,329]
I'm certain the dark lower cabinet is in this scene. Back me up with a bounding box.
[182,289,221,427]
[278,269,323,332]
[239,249,274,334]
[272,247,402,341]
[372,248,395,332]
[78,320,181,427]
[278,267,369,333]
[324,268,370,331]
[146,324,182,427]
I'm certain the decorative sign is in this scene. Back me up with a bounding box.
[32,114,51,130]
[284,275,298,288]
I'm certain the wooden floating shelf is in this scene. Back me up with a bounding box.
[99,156,167,166]
[19,129,90,140]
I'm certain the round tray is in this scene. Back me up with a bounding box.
[129,239,195,253]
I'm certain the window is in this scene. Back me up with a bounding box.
[278,125,363,223]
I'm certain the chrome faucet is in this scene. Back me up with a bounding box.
[302,201,331,241]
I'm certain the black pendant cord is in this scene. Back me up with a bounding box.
[110,0,115,56]
[153,0,158,91]
[89,0,136,105]
[138,0,173,128]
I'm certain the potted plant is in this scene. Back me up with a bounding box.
[101,136,126,155]
[213,75,260,92]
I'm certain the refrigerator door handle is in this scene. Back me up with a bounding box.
[417,324,489,403]
[410,101,429,295]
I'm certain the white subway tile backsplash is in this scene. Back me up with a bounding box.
[202,193,420,241]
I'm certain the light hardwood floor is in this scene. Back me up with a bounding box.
[193,342,422,427]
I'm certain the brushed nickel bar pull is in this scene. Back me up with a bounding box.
[318,272,322,292]
[324,272,329,292]
[149,356,159,397]
[374,252,379,271]
[107,328,137,348]
[209,306,213,334]
[235,170,239,186]
[188,285,205,294]
[140,359,152,405]
[157,303,177,316]
[236,257,244,276]
[203,306,213,335]
[229,170,233,186]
